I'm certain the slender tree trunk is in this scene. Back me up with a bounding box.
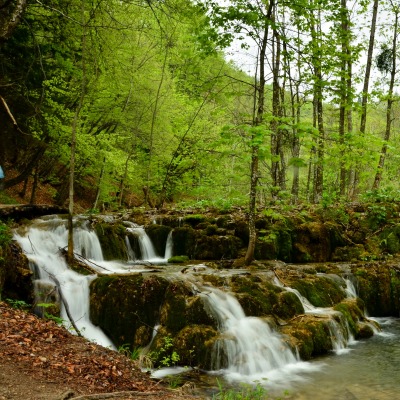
[271,28,282,196]
[0,0,27,40]
[311,8,325,203]
[68,1,87,263]
[339,0,351,197]
[372,8,398,190]
[145,46,169,207]
[351,0,378,198]
[338,0,347,196]
[29,166,38,204]
[290,31,302,203]
[244,0,274,264]
[93,157,106,210]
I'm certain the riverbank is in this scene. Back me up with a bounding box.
[0,301,201,400]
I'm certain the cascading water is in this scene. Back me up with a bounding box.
[126,225,170,262]
[14,216,172,349]
[14,216,115,348]
[200,286,319,386]
[164,230,173,260]
[274,276,356,353]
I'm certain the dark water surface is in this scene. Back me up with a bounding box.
[287,317,400,400]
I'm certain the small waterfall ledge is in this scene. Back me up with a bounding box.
[12,215,384,388]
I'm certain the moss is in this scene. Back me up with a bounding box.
[290,275,345,307]
[230,275,281,316]
[171,227,196,258]
[281,316,333,359]
[90,274,169,349]
[183,214,206,227]
[273,291,304,320]
[0,242,34,304]
[333,299,364,336]
[168,255,189,263]
[352,263,395,316]
[146,225,171,257]
[95,223,127,260]
[174,325,219,369]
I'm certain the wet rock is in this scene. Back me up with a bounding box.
[146,224,171,257]
[0,242,33,304]
[90,274,169,349]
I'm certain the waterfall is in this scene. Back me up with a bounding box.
[125,235,136,261]
[164,230,173,260]
[126,226,158,260]
[126,226,171,262]
[14,217,115,349]
[274,276,357,353]
[344,277,357,298]
[201,287,302,380]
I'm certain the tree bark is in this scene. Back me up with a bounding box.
[372,8,398,190]
[351,0,378,197]
[0,0,27,40]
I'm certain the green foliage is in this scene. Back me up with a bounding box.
[118,343,142,361]
[151,336,180,367]
[212,379,283,400]
[0,222,12,248]
[376,45,393,74]
[6,298,30,309]
[44,312,64,325]
[168,255,190,263]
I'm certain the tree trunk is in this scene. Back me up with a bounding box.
[0,0,27,40]
[372,8,398,190]
[339,0,351,197]
[351,0,378,198]
[68,1,87,264]
[244,1,273,264]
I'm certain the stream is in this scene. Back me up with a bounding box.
[13,216,400,400]
[286,317,400,400]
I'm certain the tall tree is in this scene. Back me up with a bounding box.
[351,0,379,197]
[372,1,399,190]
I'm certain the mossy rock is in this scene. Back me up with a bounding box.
[273,291,304,320]
[183,214,206,227]
[281,315,334,359]
[0,242,34,304]
[234,219,249,245]
[331,244,364,262]
[352,262,400,316]
[379,225,400,254]
[333,298,364,336]
[230,275,281,316]
[90,274,169,349]
[355,322,374,339]
[168,255,189,263]
[95,223,127,260]
[171,227,196,258]
[160,282,192,333]
[289,275,346,307]
[293,222,336,262]
[194,235,243,260]
[146,224,172,257]
[174,325,219,369]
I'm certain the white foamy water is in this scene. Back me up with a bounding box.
[14,217,115,348]
[201,287,321,389]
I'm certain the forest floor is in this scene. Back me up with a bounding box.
[0,302,203,400]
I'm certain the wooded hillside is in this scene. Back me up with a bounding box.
[1,0,400,211]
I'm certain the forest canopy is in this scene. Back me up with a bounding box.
[1,0,400,210]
